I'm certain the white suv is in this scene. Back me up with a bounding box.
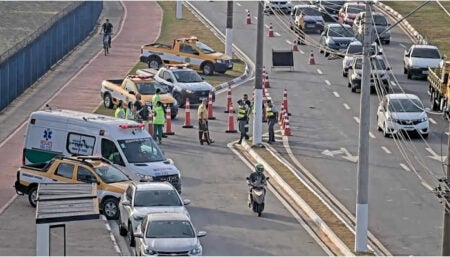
[342,41,382,77]
[119,182,191,246]
[264,0,293,14]
[403,44,442,79]
[377,94,429,138]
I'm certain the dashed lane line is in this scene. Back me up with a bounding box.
[429,117,437,124]
[354,116,360,124]
[274,32,280,37]
[400,163,411,172]
[369,132,376,139]
[400,43,406,48]
[343,103,350,110]
[333,91,340,98]
[317,69,323,74]
[381,146,391,154]
[237,2,241,6]
[325,79,331,86]
[390,81,397,87]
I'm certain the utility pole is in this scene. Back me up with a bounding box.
[176,0,183,20]
[252,0,263,146]
[442,123,450,255]
[355,1,373,253]
[225,0,233,58]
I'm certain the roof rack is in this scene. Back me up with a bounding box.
[165,63,192,69]
[128,74,154,80]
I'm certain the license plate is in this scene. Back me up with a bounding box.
[403,126,414,130]
[422,70,428,75]
[306,24,315,28]
[199,97,207,101]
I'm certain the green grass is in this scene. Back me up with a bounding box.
[382,1,450,56]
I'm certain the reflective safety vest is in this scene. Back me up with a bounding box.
[153,106,165,125]
[115,107,125,119]
[237,106,247,120]
[125,109,135,120]
[267,106,275,118]
[152,94,161,108]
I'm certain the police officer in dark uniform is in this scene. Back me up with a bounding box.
[237,99,249,144]
[266,99,278,144]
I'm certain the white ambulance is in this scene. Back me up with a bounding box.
[23,108,182,192]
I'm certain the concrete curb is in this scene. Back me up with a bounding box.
[241,141,354,256]
[100,215,122,255]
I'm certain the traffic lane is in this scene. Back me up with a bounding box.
[0,196,119,256]
[162,85,327,256]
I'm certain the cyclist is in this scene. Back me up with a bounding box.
[102,18,113,48]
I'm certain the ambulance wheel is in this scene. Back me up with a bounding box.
[103,93,113,109]
[28,186,38,208]
[102,198,119,220]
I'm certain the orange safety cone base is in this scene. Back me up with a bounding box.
[182,124,193,128]
[163,132,175,136]
[224,110,236,113]
[208,116,216,120]
[225,129,238,133]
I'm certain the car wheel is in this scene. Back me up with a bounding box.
[377,118,382,131]
[385,40,390,45]
[404,66,407,74]
[383,122,390,138]
[102,198,119,220]
[28,186,38,207]
[423,133,429,139]
[202,62,214,76]
[148,56,162,69]
[319,48,323,54]
[324,51,330,57]
[342,70,347,77]
[119,222,128,236]
[351,85,356,93]
[173,93,185,108]
[103,93,113,109]
[128,222,136,247]
[407,70,412,79]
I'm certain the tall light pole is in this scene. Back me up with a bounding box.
[176,0,183,20]
[355,0,373,253]
[252,0,263,146]
[225,0,233,58]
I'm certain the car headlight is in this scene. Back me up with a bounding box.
[351,72,361,79]
[185,89,193,94]
[133,214,144,221]
[189,245,202,255]
[216,59,224,64]
[326,38,335,45]
[144,248,157,255]
[173,99,179,107]
[137,173,153,182]
[420,116,428,122]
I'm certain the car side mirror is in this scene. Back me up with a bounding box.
[424,107,431,112]
[192,50,199,55]
[183,199,191,206]
[246,177,250,180]
[134,232,144,239]
[321,32,325,36]
[122,200,131,206]
[197,231,207,238]
[387,67,391,71]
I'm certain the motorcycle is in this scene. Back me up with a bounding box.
[246,176,269,217]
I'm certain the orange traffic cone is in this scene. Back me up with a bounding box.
[224,85,234,113]
[264,74,270,88]
[262,95,267,122]
[268,23,274,37]
[246,10,251,24]
[283,114,292,136]
[182,98,193,128]
[164,105,175,135]
[308,49,316,65]
[207,91,216,120]
[147,114,154,136]
[225,103,238,133]
[278,105,284,127]
[291,40,299,51]
[282,89,291,116]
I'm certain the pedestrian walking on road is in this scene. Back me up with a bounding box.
[266,100,278,144]
[153,101,165,144]
[114,100,125,119]
[242,94,252,139]
[126,101,135,120]
[197,98,213,145]
[237,99,249,144]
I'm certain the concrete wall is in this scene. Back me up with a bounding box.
[0,1,103,111]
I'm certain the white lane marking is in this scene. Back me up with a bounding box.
[429,117,437,124]
[286,39,292,45]
[447,132,449,136]
[237,2,241,6]
[274,32,280,37]
[369,132,376,139]
[400,163,411,172]
[299,49,305,54]
[381,146,391,154]
[390,81,397,87]
[354,116,360,124]
[254,16,258,20]
[400,43,406,48]
[317,69,323,74]
[333,91,340,98]
[264,23,270,28]
[325,80,331,86]
[343,103,350,110]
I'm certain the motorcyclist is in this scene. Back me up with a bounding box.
[247,163,267,207]
[102,18,113,48]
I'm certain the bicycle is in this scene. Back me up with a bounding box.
[101,33,112,56]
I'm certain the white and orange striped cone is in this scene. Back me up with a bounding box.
[280,107,287,130]
[147,113,154,136]
[262,96,267,122]
[268,23,274,37]
[224,85,234,113]
[282,89,291,116]
[264,74,270,88]
[283,114,292,136]
[225,103,238,133]
[182,98,193,128]
[291,40,299,51]
[246,10,251,24]
[278,105,284,127]
[262,65,267,77]
[207,91,216,120]
[164,105,175,135]
[308,49,316,65]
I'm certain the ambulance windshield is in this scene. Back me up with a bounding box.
[118,138,165,163]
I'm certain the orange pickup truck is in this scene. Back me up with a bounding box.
[140,36,233,76]
[100,74,179,119]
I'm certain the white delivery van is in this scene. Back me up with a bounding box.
[23,108,182,192]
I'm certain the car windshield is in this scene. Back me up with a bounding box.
[303,7,321,16]
[411,48,441,59]
[146,220,195,238]
[388,98,424,113]
[373,15,388,26]
[354,58,363,69]
[135,82,168,95]
[118,138,165,163]
[347,45,362,54]
[196,41,216,54]
[94,164,130,183]
[134,189,182,207]
[348,6,364,14]
[371,58,387,70]
[329,26,354,37]
[173,70,203,83]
